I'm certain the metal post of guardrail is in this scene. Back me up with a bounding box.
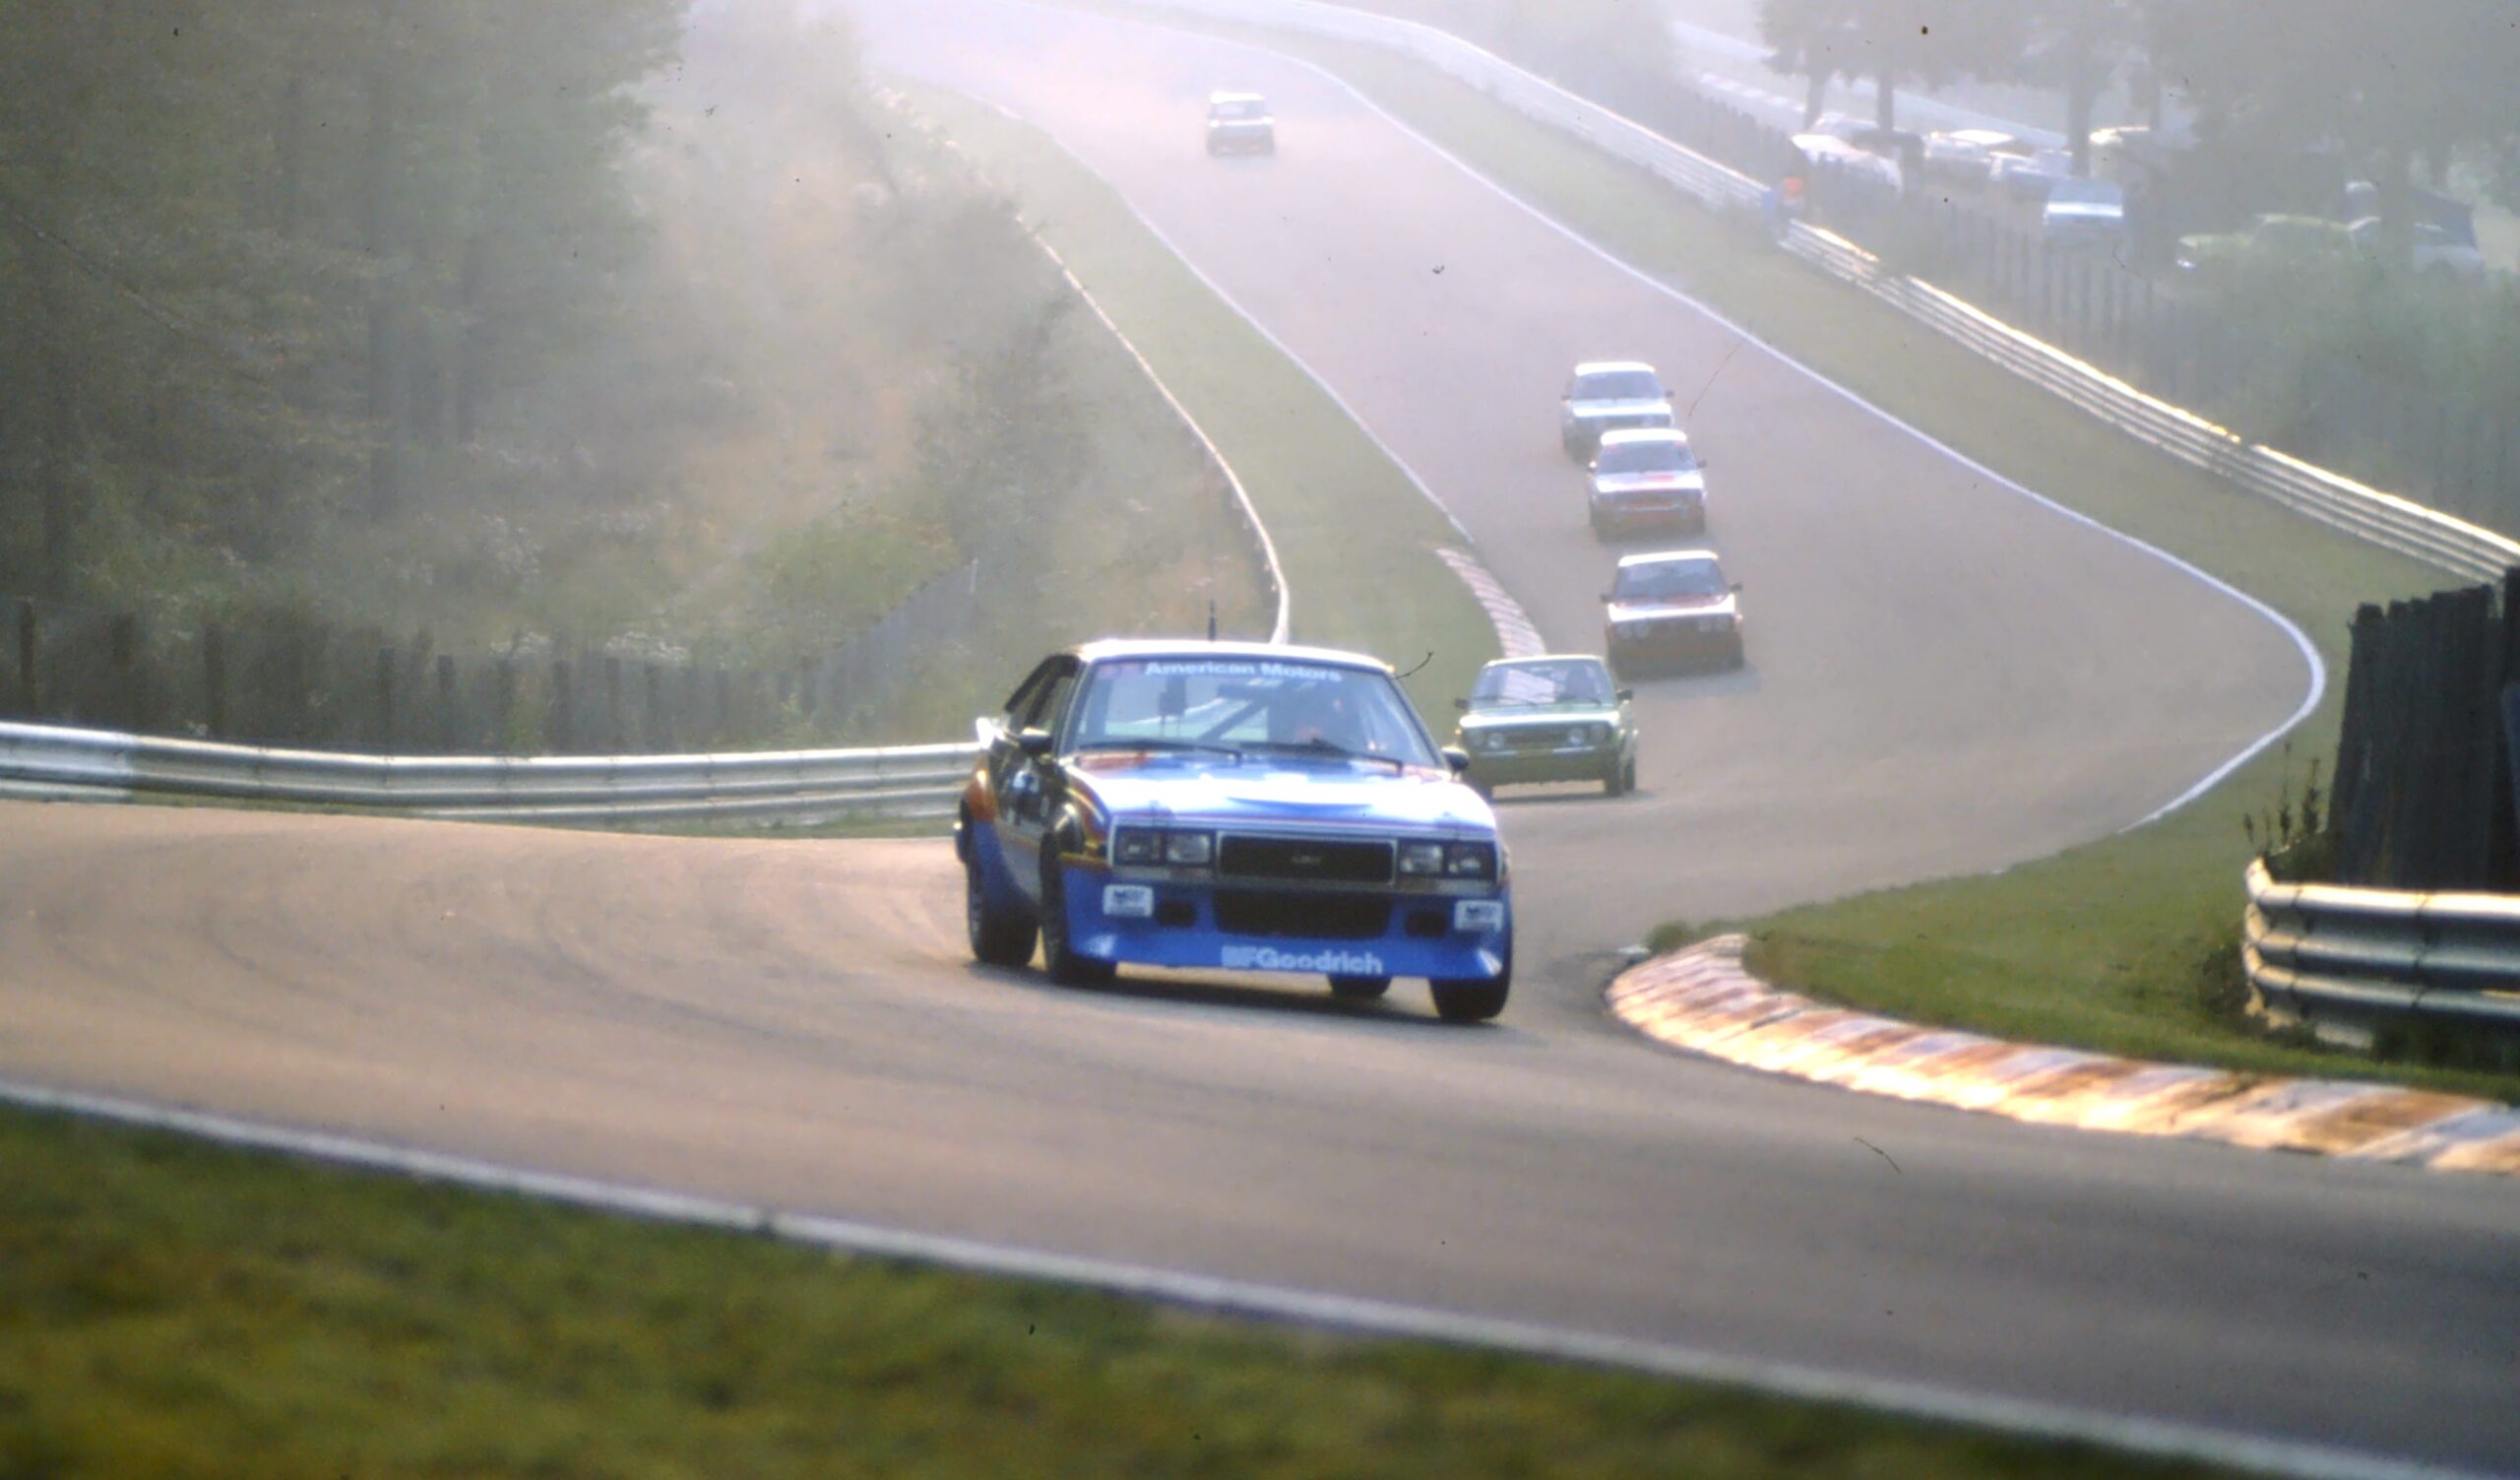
[375,646,396,750]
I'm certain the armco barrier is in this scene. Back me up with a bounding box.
[1104,0,2520,584]
[0,720,977,826]
[2243,857,2520,1052]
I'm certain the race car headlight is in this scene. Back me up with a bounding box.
[1476,731,1507,751]
[1398,841,1446,876]
[1444,842,1498,879]
[1114,827,1213,868]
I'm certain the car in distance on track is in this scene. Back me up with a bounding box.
[1602,548,1744,676]
[957,640,1513,1022]
[1559,361,1674,460]
[1206,92,1275,156]
[1453,655,1637,797]
[1589,427,1708,539]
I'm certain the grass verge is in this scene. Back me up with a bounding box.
[890,82,1498,721]
[1088,7,2516,1100]
[0,1104,2240,1479]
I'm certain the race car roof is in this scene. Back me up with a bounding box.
[1598,427,1690,449]
[1615,547,1720,569]
[1069,637,1390,673]
[1571,359,1658,379]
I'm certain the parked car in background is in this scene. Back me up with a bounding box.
[1559,361,1674,459]
[1206,92,1275,156]
[1793,131,1904,194]
[2042,176,2128,249]
[1602,549,1744,676]
[1922,128,2023,184]
[958,640,1513,1021]
[2348,218,2488,283]
[1588,427,1709,539]
[1453,655,1637,797]
[1993,148,2074,202]
[2176,213,2357,277]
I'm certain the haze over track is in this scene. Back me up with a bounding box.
[4,3,2513,1473]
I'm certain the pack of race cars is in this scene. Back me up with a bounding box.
[945,105,1756,1021]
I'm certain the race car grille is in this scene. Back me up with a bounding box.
[1217,835,1394,884]
[1214,890,1392,939]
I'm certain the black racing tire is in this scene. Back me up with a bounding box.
[1329,974,1392,1000]
[1038,832,1116,986]
[1430,973,1509,1024]
[1620,752,1638,793]
[1726,637,1747,672]
[966,848,1037,967]
[1602,754,1628,797]
[1470,776,1495,801]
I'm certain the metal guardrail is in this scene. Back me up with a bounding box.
[1110,0,2520,584]
[0,720,977,826]
[2242,857,2520,1050]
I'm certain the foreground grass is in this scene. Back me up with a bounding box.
[892,84,1498,721]
[1109,10,2513,1099]
[0,1106,2238,1480]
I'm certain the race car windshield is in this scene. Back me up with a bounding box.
[1574,370,1661,401]
[1596,440,1694,475]
[1211,98,1267,119]
[1471,660,1614,708]
[1071,657,1437,767]
[1613,561,1727,601]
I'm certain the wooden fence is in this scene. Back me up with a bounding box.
[0,560,979,756]
[2330,566,2520,889]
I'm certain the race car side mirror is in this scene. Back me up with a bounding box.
[1732,582,1744,593]
[1017,727,1055,758]
[1616,688,1634,701]
[1440,746,1473,776]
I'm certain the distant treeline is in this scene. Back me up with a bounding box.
[0,1,680,599]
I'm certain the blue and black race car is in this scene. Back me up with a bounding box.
[956,640,1513,1022]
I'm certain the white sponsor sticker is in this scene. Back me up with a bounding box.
[1222,944,1389,975]
[1102,884,1155,919]
[1454,900,1506,932]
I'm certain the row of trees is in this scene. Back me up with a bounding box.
[0,1,680,601]
[1756,0,2520,207]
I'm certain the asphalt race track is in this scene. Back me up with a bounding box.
[6,2,2517,1471]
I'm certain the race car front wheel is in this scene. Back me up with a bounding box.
[1038,832,1117,986]
[1430,938,1510,1023]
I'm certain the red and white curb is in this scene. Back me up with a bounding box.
[1610,936,2520,1177]
[1437,547,1544,659]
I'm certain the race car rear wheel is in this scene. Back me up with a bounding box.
[966,849,1038,967]
[1329,974,1392,1000]
[1038,835,1117,987]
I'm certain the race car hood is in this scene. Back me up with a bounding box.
[1605,593,1737,624]
[1569,396,1674,422]
[1070,752,1496,834]
[1592,470,1706,498]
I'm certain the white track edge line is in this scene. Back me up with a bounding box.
[1062,0,2329,831]
[2,1074,2495,1480]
